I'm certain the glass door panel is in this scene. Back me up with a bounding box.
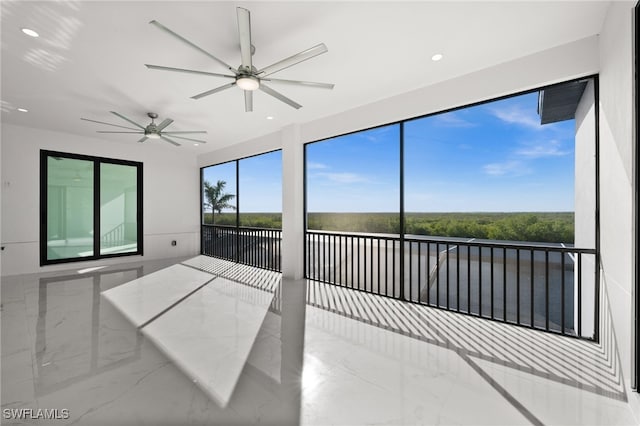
[46,157,94,260]
[100,163,138,255]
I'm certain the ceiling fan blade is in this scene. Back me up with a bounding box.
[138,136,148,143]
[145,64,235,79]
[156,118,174,131]
[149,20,238,74]
[81,118,140,131]
[162,131,207,134]
[110,111,146,129]
[259,83,302,109]
[167,135,207,143]
[160,135,181,146]
[263,78,335,90]
[191,82,236,100]
[245,90,253,112]
[237,7,252,70]
[97,131,144,134]
[258,43,328,77]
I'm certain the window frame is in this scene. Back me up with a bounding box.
[39,150,144,266]
[199,148,283,228]
[634,0,640,392]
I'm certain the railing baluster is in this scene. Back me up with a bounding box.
[385,239,388,296]
[339,235,343,286]
[516,248,520,325]
[351,236,354,289]
[333,234,336,285]
[530,249,534,328]
[371,237,374,295]
[436,243,440,308]
[479,246,483,317]
[503,247,507,322]
[392,240,396,298]
[363,236,367,292]
[545,249,549,331]
[490,246,494,319]
[357,236,361,290]
[377,238,381,295]
[418,242,421,304]
[561,250,566,334]
[427,241,431,306]
[456,244,460,312]
[578,252,582,337]
[446,243,450,310]
[467,245,471,314]
[409,242,413,302]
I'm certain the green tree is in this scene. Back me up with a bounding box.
[203,180,236,224]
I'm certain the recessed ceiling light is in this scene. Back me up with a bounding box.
[21,28,39,38]
[17,108,28,112]
[194,143,199,146]
[431,53,443,62]
[266,116,274,120]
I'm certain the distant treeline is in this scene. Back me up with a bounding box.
[203,212,574,243]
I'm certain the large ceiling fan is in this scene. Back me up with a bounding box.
[81,112,207,146]
[145,7,334,112]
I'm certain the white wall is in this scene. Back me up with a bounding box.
[575,79,597,338]
[598,0,639,418]
[1,124,200,276]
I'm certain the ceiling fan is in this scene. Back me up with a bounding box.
[145,7,334,112]
[81,112,207,146]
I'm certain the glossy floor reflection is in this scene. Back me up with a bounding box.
[1,256,637,425]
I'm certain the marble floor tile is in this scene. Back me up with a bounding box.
[102,264,214,327]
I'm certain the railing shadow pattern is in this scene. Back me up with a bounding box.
[181,256,281,299]
[306,279,625,403]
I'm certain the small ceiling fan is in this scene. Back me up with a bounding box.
[145,7,334,112]
[81,112,207,146]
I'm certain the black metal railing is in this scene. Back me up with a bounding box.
[202,224,282,272]
[306,230,597,339]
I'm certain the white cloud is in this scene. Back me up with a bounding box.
[434,112,476,128]
[307,162,329,170]
[489,105,541,129]
[316,172,368,184]
[515,140,571,158]
[483,161,531,177]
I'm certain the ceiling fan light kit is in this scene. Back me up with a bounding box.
[145,7,334,112]
[236,75,260,91]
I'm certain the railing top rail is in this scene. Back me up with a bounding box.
[305,229,596,254]
[202,224,282,232]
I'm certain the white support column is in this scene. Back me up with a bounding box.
[281,124,304,279]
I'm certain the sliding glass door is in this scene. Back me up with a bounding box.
[40,151,143,265]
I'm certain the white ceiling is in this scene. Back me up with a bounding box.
[1,1,610,154]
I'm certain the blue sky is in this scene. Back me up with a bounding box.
[308,92,576,213]
[203,91,577,214]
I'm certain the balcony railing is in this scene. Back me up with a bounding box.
[202,224,282,272]
[305,230,597,339]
